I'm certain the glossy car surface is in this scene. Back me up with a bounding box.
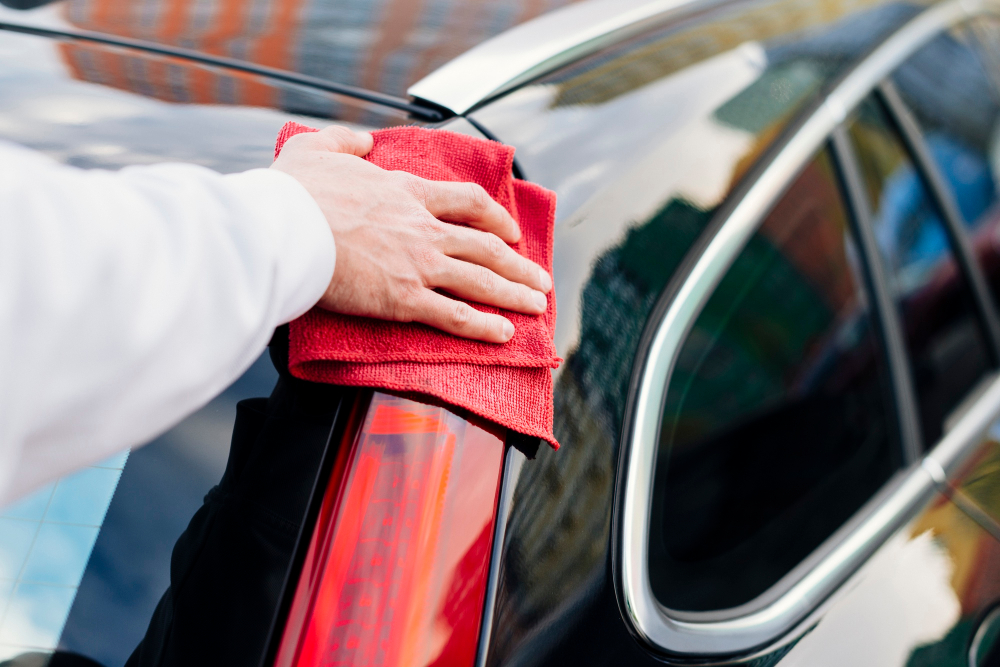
[2,0,1000,665]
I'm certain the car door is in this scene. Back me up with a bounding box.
[613,7,1000,664]
[777,17,1000,666]
[460,0,939,663]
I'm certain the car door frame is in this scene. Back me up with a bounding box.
[613,0,1000,658]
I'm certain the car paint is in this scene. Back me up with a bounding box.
[460,0,1000,664]
[0,0,580,106]
[1,0,1000,665]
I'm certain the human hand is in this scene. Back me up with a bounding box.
[271,125,552,343]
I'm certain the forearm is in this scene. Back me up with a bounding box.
[0,142,333,502]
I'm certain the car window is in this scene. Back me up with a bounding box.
[0,452,127,659]
[648,147,902,612]
[0,353,279,666]
[846,94,993,449]
[891,18,1000,313]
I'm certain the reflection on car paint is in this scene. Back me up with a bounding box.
[950,432,1000,534]
[0,451,127,659]
[477,2,935,664]
[777,484,1000,666]
[2,0,1000,664]
[55,353,280,667]
[474,1,928,359]
[3,0,579,121]
[0,28,380,172]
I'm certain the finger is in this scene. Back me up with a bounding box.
[412,291,515,343]
[420,180,521,243]
[441,227,552,293]
[313,124,373,157]
[431,257,548,316]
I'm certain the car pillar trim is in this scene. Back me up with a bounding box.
[831,123,925,464]
[620,0,994,655]
[877,79,1000,367]
[927,373,1000,477]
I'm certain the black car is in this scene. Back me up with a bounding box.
[1,0,1000,665]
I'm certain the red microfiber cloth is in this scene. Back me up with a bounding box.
[274,122,560,449]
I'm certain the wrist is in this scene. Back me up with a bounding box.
[226,168,335,322]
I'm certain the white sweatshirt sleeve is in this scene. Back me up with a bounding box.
[0,140,335,503]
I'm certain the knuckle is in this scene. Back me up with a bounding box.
[465,184,491,215]
[397,172,427,202]
[409,242,439,274]
[320,126,355,150]
[483,233,507,262]
[475,267,501,297]
[450,302,474,330]
[388,298,410,323]
[517,284,536,307]
[417,216,445,240]
[391,284,421,321]
[325,124,353,139]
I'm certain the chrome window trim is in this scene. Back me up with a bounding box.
[619,0,1000,655]
[407,0,707,115]
[928,372,1000,477]
[969,604,1000,666]
[831,121,926,463]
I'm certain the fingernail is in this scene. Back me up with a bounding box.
[533,291,547,311]
[502,320,515,341]
[538,268,552,292]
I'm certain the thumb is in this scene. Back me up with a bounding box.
[315,125,374,157]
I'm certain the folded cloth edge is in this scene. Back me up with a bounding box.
[292,358,559,449]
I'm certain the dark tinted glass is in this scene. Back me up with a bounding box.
[649,149,901,612]
[847,95,992,448]
[892,19,1000,311]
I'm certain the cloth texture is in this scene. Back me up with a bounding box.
[0,140,334,504]
[275,123,560,448]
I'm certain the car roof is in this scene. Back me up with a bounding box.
[0,0,581,115]
[0,0,919,123]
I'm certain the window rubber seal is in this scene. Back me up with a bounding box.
[876,79,1000,367]
[830,124,924,465]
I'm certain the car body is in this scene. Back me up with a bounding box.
[1,0,1000,665]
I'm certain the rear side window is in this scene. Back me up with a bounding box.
[649,148,902,612]
[846,95,993,448]
[891,19,1000,287]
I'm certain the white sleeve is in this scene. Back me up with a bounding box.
[0,140,335,503]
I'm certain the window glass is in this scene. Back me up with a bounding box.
[847,95,993,449]
[0,453,127,659]
[891,19,1000,263]
[0,352,280,666]
[649,148,901,612]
